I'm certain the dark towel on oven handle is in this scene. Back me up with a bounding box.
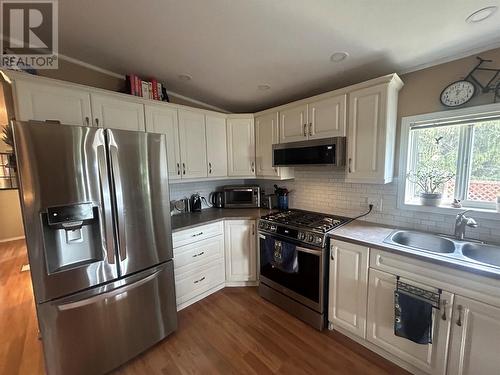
[270,239,298,273]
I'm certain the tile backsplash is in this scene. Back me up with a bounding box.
[169,179,243,212]
[169,167,500,243]
[258,167,500,244]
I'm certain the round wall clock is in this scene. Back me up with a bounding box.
[440,80,476,107]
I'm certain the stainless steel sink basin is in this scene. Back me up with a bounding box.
[385,230,456,253]
[461,243,500,267]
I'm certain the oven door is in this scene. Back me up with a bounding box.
[259,232,324,312]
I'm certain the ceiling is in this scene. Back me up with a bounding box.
[59,0,500,112]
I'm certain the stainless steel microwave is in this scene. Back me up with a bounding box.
[223,185,260,208]
[272,137,346,167]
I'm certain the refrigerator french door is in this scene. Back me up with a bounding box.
[13,121,177,375]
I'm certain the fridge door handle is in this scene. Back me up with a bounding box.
[57,269,161,311]
[96,134,116,264]
[108,134,127,262]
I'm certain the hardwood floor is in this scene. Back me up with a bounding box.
[0,239,44,375]
[1,240,408,375]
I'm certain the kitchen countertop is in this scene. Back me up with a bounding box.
[329,220,500,279]
[171,208,274,232]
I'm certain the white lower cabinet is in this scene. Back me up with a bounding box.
[366,268,453,374]
[224,220,257,284]
[447,295,500,375]
[172,223,225,310]
[328,240,369,339]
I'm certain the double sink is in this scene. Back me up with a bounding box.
[384,230,500,269]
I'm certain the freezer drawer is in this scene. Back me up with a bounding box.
[37,261,177,375]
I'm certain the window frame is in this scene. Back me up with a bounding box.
[398,103,500,220]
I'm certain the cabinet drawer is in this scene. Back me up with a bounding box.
[174,235,224,273]
[172,221,223,248]
[175,260,225,306]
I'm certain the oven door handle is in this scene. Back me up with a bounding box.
[295,246,323,256]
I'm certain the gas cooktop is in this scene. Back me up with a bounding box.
[258,209,351,248]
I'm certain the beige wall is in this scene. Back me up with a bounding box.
[395,47,500,173]
[39,58,220,111]
[0,87,24,241]
[398,48,500,119]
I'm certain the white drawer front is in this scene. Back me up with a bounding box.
[174,235,224,273]
[175,260,225,305]
[172,221,223,248]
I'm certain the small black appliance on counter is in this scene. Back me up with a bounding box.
[209,192,224,208]
[189,193,202,212]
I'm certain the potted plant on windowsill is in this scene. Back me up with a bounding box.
[407,169,455,207]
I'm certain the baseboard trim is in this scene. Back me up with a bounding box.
[0,235,25,243]
[176,283,225,311]
[225,281,258,287]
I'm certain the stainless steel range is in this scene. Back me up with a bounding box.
[258,210,350,330]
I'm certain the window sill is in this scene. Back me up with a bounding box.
[399,201,500,221]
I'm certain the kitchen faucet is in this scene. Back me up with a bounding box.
[454,210,478,240]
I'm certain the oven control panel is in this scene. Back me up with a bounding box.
[258,220,325,248]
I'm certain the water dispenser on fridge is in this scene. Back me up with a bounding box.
[41,202,103,274]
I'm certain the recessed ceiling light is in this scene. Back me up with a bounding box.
[330,51,349,62]
[178,74,192,81]
[466,6,498,23]
[258,84,271,91]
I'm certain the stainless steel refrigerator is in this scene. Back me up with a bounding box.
[13,120,177,375]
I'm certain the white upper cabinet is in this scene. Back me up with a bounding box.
[367,269,452,375]
[205,115,228,178]
[91,93,145,131]
[227,116,255,177]
[328,240,369,339]
[447,295,500,375]
[279,104,308,143]
[255,112,279,178]
[144,104,181,180]
[279,94,346,144]
[178,109,208,179]
[308,94,347,138]
[346,76,403,184]
[14,79,92,126]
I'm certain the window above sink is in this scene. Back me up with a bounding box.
[398,103,500,220]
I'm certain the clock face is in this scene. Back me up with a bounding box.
[440,80,475,107]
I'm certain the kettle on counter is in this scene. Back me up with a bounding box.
[209,191,224,208]
[189,193,202,212]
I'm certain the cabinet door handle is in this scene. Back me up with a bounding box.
[309,122,313,136]
[208,162,212,174]
[182,163,186,175]
[192,251,205,258]
[193,276,205,284]
[303,124,307,136]
[252,224,255,235]
[251,161,255,173]
[456,305,463,326]
[441,300,447,321]
[85,116,90,126]
[191,231,203,237]
[330,248,334,260]
[348,158,352,173]
[95,118,99,127]
[176,163,180,175]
